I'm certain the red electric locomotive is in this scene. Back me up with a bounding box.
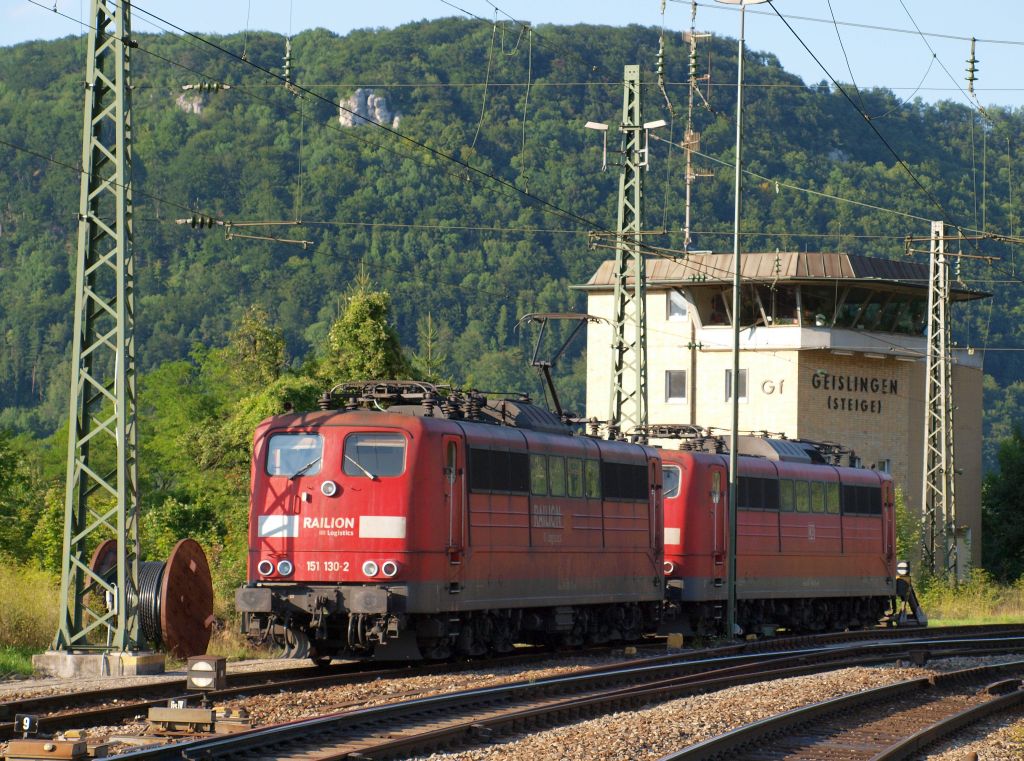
[659,434,897,636]
[235,381,663,661]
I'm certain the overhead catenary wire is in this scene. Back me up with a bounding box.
[681,0,1024,48]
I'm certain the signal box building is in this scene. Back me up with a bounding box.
[578,252,987,568]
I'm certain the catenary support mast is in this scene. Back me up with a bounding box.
[920,220,958,578]
[608,64,649,439]
[54,0,142,652]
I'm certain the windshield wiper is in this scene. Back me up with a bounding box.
[345,454,376,480]
[289,456,321,480]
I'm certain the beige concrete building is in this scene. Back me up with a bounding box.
[578,252,987,567]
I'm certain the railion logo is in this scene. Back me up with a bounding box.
[303,516,356,530]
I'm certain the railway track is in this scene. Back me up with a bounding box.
[93,631,1024,760]
[4,622,1015,725]
[660,659,1024,760]
[4,625,1022,753]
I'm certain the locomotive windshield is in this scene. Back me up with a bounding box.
[266,433,323,477]
[343,432,407,478]
[663,465,681,499]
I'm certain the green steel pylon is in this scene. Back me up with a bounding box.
[608,64,649,439]
[54,0,142,652]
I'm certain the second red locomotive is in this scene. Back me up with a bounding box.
[659,434,896,636]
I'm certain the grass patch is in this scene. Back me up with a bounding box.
[0,646,36,677]
[916,569,1024,625]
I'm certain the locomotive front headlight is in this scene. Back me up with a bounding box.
[663,561,675,575]
[257,559,274,576]
[362,560,379,577]
[381,560,399,578]
[320,480,338,497]
[277,559,294,576]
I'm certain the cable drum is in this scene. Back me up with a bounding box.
[88,538,214,658]
[137,560,166,647]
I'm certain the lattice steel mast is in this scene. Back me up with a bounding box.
[608,64,649,439]
[54,0,142,652]
[920,220,957,578]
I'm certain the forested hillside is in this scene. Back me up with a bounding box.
[3,16,1024,593]
[3,18,1023,446]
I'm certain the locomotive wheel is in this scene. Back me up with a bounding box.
[277,627,310,659]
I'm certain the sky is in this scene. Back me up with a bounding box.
[2,0,1024,110]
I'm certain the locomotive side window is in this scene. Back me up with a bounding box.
[810,481,825,513]
[567,459,584,498]
[343,432,406,478]
[585,460,601,498]
[266,433,323,477]
[601,461,648,501]
[842,484,882,515]
[549,456,566,497]
[794,480,810,513]
[779,479,794,511]
[663,465,681,499]
[739,477,779,511]
[530,454,547,495]
[825,482,840,514]
[469,448,530,493]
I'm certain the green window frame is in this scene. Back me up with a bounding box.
[825,482,840,514]
[549,455,566,497]
[585,460,601,498]
[530,453,547,495]
[567,458,584,498]
[780,479,795,512]
[810,481,825,513]
[794,480,810,513]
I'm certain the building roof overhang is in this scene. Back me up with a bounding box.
[573,252,989,302]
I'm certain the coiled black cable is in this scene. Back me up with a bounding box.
[138,560,165,647]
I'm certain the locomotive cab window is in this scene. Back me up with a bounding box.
[663,465,681,499]
[343,432,406,478]
[267,433,323,478]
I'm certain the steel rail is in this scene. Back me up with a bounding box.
[658,659,1024,760]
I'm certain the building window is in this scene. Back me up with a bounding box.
[665,370,687,403]
[878,459,891,474]
[667,290,688,320]
[725,369,748,402]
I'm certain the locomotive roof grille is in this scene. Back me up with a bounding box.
[316,380,571,436]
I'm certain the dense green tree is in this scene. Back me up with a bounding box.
[325,287,411,382]
[981,427,1024,581]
